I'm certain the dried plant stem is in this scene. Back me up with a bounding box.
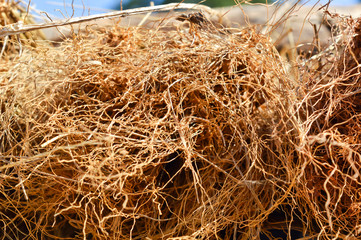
[0,3,213,37]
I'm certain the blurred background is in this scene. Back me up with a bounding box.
[26,0,360,19]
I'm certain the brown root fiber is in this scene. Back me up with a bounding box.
[0,23,300,239]
[296,16,361,239]
[1,6,361,240]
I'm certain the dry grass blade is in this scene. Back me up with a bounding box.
[0,3,215,37]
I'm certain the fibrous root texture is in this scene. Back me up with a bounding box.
[1,10,361,240]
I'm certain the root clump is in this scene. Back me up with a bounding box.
[1,3,361,239]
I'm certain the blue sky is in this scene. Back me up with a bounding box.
[27,0,359,19]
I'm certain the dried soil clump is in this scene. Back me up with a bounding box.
[0,22,299,239]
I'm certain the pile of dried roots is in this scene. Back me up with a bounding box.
[1,2,361,240]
